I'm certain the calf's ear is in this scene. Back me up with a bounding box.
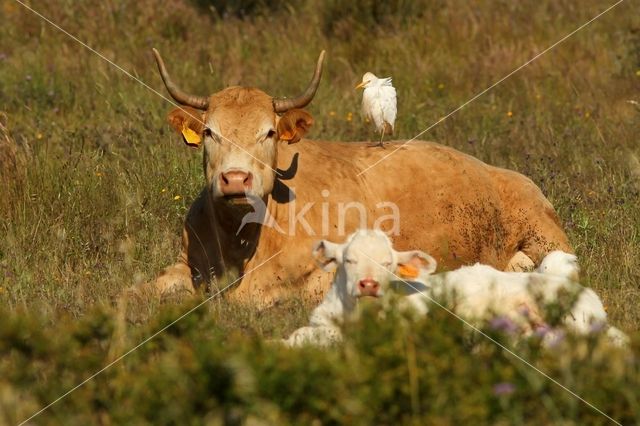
[311,240,343,272]
[167,107,205,147]
[395,250,437,278]
[277,109,313,144]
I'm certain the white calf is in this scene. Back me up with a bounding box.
[284,229,435,347]
[401,250,628,346]
[285,230,627,347]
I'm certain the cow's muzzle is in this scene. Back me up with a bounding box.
[219,170,253,200]
[358,278,380,297]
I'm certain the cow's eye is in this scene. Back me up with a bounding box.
[266,129,276,139]
[382,262,392,269]
[345,258,356,265]
[203,127,213,138]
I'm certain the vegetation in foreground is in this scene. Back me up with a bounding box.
[1,300,639,425]
[1,0,639,423]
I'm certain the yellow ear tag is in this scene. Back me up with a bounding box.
[397,264,420,279]
[181,124,201,146]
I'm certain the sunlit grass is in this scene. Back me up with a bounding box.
[0,0,639,422]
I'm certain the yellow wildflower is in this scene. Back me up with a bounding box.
[36,132,43,140]
[174,195,181,200]
[329,111,336,117]
[507,111,513,117]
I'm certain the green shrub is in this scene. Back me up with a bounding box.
[1,302,638,424]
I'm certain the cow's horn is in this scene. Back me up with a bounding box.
[152,48,210,110]
[273,50,326,113]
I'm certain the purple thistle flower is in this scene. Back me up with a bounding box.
[533,324,552,338]
[489,315,519,334]
[493,382,515,396]
[544,329,566,348]
[589,321,606,334]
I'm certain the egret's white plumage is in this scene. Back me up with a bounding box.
[356,72,397,147]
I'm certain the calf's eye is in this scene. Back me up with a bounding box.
[266,129,276,139]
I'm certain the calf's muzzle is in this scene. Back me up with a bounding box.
[358,278,380,297]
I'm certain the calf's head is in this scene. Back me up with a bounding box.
[153,49,323,204]
[312,230,437,298]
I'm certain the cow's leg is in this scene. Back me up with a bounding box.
[118,262,195,323]
[506,251,535,272]
[154,262,196,295]
[229,260,330,309]
[130,262,196,298]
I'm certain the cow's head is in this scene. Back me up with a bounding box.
[153,49,324,205]
[312,230,437,298]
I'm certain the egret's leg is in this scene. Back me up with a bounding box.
[379,126,386,148]
[367,127,386,148]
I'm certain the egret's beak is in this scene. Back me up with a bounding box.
[355,81,367,90]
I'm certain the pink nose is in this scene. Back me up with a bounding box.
[358,278,380,297]
[219,170,253,195]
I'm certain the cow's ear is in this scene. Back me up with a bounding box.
[312,240,343,272]
[167,107,205,147]
[277,109,313,144]
[395,250,437,279]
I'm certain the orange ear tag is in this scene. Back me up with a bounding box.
[397,264,419,279]
[279,129,296,142]
[181,124,201,146]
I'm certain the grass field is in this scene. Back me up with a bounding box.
[1,0,640,423]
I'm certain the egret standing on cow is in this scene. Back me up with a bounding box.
[356,72,397,148]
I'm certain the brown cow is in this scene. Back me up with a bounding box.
[141,49,571,307]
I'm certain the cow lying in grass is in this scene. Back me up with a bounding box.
[284,230,627,347]
[143,49,573,307]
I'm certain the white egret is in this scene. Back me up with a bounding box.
[355,72,397,148]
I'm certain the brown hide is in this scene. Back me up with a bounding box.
[165,139,570,306]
